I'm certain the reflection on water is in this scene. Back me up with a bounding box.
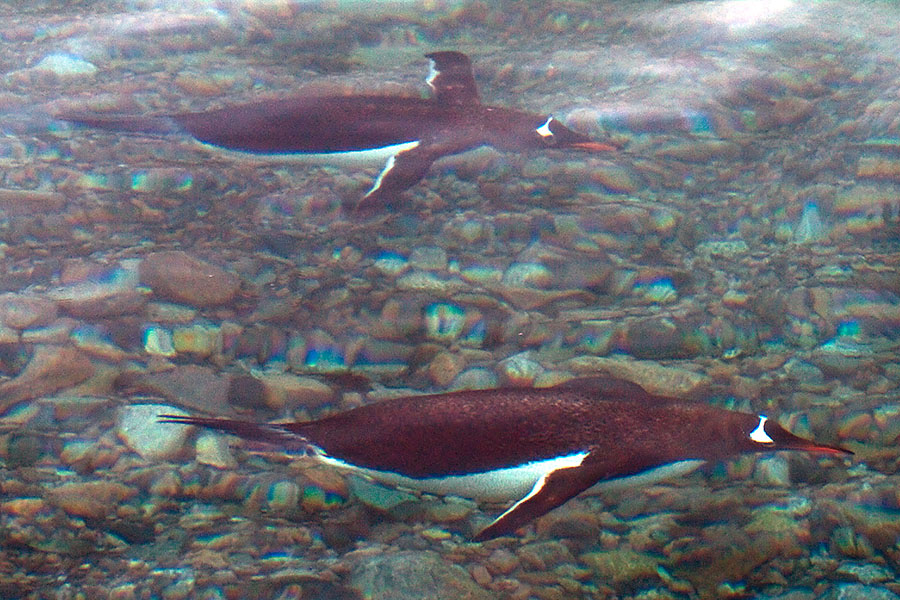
[1,0,899,597]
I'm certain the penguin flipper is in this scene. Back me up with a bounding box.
[353,142,436,214]
[473,451,655,542]
[424,51,480,105]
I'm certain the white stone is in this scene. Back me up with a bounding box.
[195,431,237,469]
[34,53,97,77]
[116,404,190,461]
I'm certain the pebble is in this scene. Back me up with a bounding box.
[424,302,467,341]
[195,431,237,469]
[753,456,792,487]
[565,356,710,397]
[0,188,67,215]
[139,251,242,308]
[486,548,520,575]
[265,480,302,515]
[409,246,448,271]
[256,372,335,410]
[830,526,875,559]
[857,157,900,184]
[502,262,554,288]
[427,351,465,387]
[620,317,697,359]
[2,5,900,598]
[581,549,660,585]
[116,404,191,462]
[0,293,58,329]
[172,323,219,356]
[0,345,95,415]
[834,563,894,584]
[823,584,900,600]
[793,202,828,244]
[49,279,148,318]
[115,365,232,414]
[655,140,739,162]
[498,352,544,386]
[46,481,136,520]
[449,367,498,391]
[589,163,639,193]
[395,271,464,293]
[349,551,493,600]
[32,53,97,77]
[348,476,417,512]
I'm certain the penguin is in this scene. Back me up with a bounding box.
[159,377,851,541]
[63,51,617,213]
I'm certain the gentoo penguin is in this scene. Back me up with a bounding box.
[63,51,617,213]
[160,377,851,541]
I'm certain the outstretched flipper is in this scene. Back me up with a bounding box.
[474,450,657,541]
[353,131,480,213]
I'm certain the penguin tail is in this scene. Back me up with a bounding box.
[61,112,182,135]
[158,414,309,449]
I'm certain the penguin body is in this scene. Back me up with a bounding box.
[161,378,850,541]
[64,51,617,212]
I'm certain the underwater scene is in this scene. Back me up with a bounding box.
[1,0,899,598]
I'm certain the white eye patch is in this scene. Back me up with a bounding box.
[750,415,775,444]
[536,116,554,138]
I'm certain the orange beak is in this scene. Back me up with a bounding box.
[791,438,854,455]
[570,141,620,152]
[808,442,854,455]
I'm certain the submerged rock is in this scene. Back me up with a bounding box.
[0,293,58,330]
[0,345,95,414]
[116,404,191,462]
[139,251,242,308]
[349,551,491,600]
[46,481,135,520]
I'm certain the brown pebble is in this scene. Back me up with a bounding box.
[0,345,95,414]
[428,351,465,387]
[470,564,492,586]
[486,548,519,575]
[46,480,136,519]
[771,96,816,126]
[565,356,710,398]
[0,293,58,329]
[139,251,242,308]
[0,188,66,215]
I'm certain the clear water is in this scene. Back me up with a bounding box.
[0,1,898,598]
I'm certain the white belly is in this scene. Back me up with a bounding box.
[194,140,419,167]
[314,452,705,503]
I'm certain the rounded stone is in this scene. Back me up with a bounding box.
[139,251,241,308]
[0,293,58,330]
[349,551,493,600]
[116,404,191,462]
[46,481,136,520]
[195,431,237,469]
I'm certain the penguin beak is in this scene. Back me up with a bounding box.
[760,417,853,456]
[780,434,854,456]
[802,441,854,455]
[569,141,619,152]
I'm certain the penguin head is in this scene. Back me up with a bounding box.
[526,116,619,152]
[740,414,852,456]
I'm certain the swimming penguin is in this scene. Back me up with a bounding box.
[160,377,851,541]
[63,51,617,213]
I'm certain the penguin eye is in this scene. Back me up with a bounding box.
[749,415,775,444]
[535,117,555,144]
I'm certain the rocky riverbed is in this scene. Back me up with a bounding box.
[1,1,899,598]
